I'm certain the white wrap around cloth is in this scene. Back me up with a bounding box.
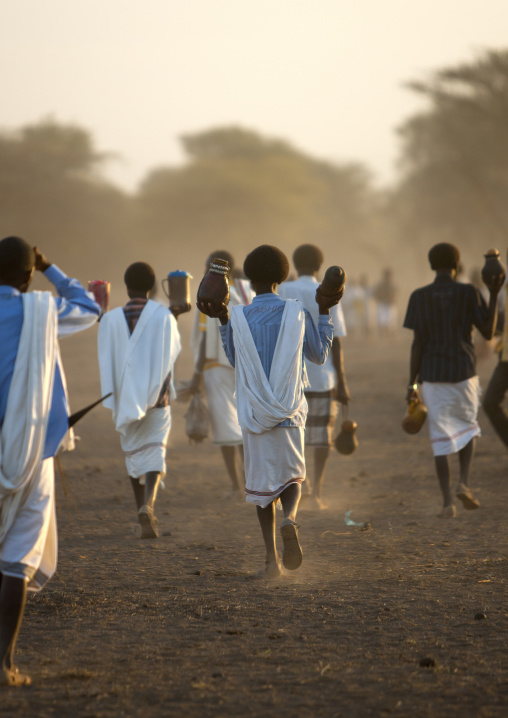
[98,300,181,478]
[0,293,58,590]
[230,300,308,507]
[421,377,481,456]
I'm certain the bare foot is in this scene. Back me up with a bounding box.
[456,484,480,510]
[437,505,456,519]
[257,560,283,579]
[138,505,158,539]
[0,666,32,687]
[300,496,328,511]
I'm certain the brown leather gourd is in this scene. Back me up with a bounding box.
[481,249,506,286]
[334,416,358,455]
[319,266,346,296]
[197,258,230,306]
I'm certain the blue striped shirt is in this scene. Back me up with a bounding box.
[219,292,333,426]
[403,275,489,383]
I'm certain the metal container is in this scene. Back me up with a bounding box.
[162,270,192,310]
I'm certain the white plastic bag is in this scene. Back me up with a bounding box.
[184,393,210,443]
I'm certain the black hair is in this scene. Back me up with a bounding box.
[206,250,235,271]
[293,243,324,272]
[0,236,35,282]
[428,243,460,271]
[124,262,156,292]
[243,245,289,284]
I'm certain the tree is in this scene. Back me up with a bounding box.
[0,119,128,279]
[136,126,377,276]
[395,50,508,263]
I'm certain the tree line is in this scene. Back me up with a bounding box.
[2,49,507,294]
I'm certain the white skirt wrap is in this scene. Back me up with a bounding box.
[0,459,57,592]
[120,407,171,480]
[243,426,306,508]
[421,376,481,456]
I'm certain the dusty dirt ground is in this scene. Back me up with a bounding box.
[2,327,507,718]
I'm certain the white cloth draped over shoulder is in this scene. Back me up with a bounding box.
[0,292,57,543]
[230,299,309,434]
[98,301,181,436]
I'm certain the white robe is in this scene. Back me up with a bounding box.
[190,281,252,445]
[98,301,181,477]
[230,299,308,434]
[230,300,308,507]
[0,292,58,590]
[98,301,181,435]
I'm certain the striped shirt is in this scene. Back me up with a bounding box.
[123,298,171,407]
[219,292,333,426]
[403,275,489,383]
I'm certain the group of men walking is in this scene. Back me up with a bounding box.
[0,235,504,686]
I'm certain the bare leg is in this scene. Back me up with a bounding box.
[434,455,453,507]
[220,446,240,491]
[279,483,302,522]
[256,503,277,563]
[456,439,480,509]
[0,574,31,686]
[312,447,330,498]
[458,439,475,486]
[136,472,161,539]
[144,471,161,509]
[130,477,145,511]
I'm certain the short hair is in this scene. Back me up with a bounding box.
[0,236,35,282]
[428,243,460,271]
[206,250,235,271]
[293,244,324,272]
[243,245,289,284]
[124,262,156,292]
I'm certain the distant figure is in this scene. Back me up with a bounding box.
[403,243,502,518]
[340,277,361,336]
[374,268,398,335]
[0,237,99,686]
[279,244,350,509]
[98,263,184,538]
[190,251,253,495]
[483,277,508,448]
[359,274,376,335]
[201,244,339,578]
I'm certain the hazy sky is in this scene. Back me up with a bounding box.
[2,0,507,191]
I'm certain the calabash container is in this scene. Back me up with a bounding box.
[334,408,358,455]
[162,270,192,310]
[402,398,427,435]
[481,248,506,286]
[197,258,230,305]
[87,280,110,315]
[320,266,346,296]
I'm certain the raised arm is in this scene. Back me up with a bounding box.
[34,247,100,337]
[476,278,503,340]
